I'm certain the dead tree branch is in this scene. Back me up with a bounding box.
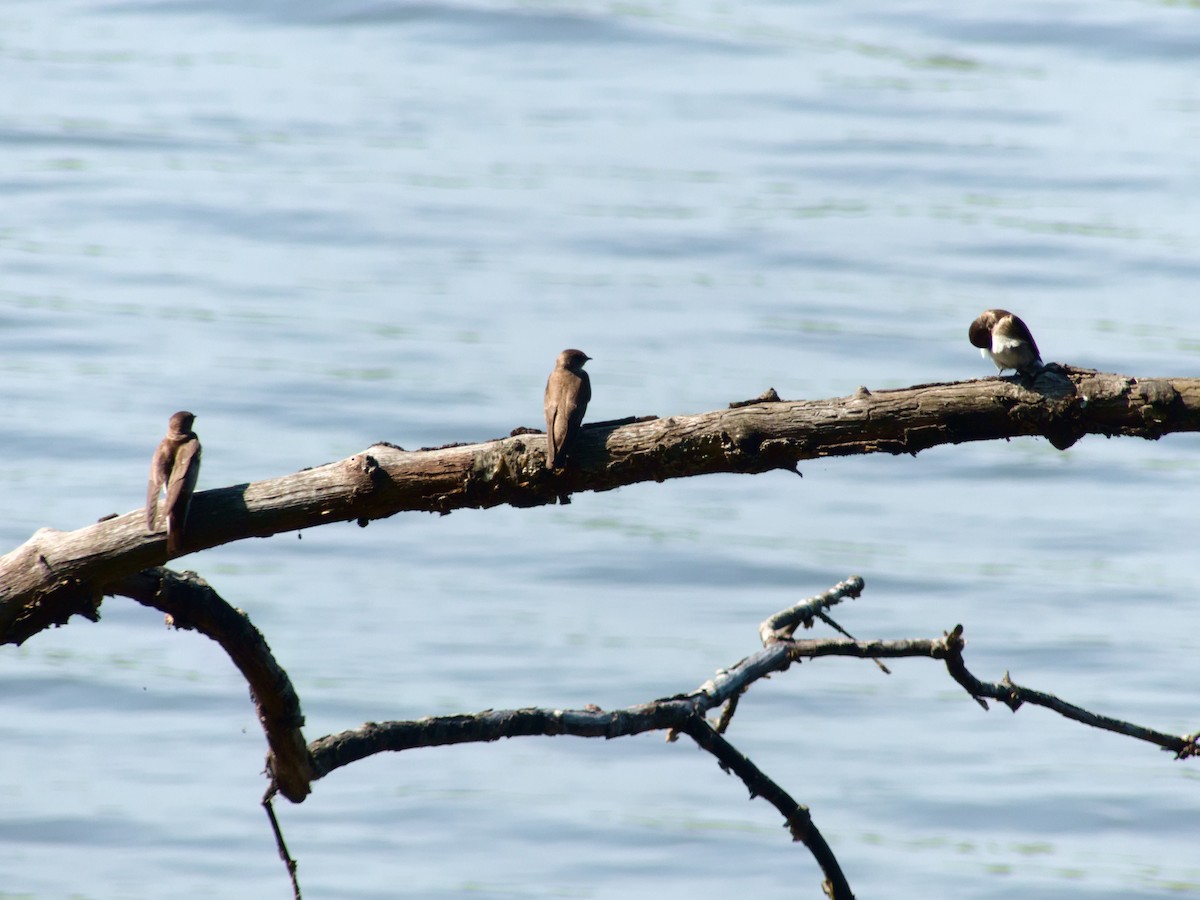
[936,625,1199,758]
[759,575,865,642]
[262,792,302,900]
[296,582,1193,895]
[3,368,1197,645]
[109,568,314,802]
[12,568,1196,898]
[305,662,856,897]
[679,715,853,900]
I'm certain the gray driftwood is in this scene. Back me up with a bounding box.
[3,368,1197,645]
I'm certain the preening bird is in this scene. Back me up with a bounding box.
[968,309,1043,376]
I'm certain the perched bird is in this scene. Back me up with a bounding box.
[146,411,202,554]
[968,309,1043,376]
[544,349,592,468]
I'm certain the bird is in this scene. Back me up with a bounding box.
[968,309,1043,376]
[146,411,202,554]
[544,349,592,468]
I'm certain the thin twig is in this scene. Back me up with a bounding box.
[680,715,854,900]
[262,788,302,900]
[938,627,1198,756]
[814,611,890,674]
[714,691,742,736]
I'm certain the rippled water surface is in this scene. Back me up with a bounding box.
[3,1,1199,898]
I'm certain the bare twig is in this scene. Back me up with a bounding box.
[262,788,302,900]
[812,611,891,675]
[937,626,1198,757]
[680,715,854,900]
[760,576,865,643]
[713,691,742,736]
[12,565,1196,899]
[308,621,1196,776]
[306,657,850,896]
[298,592,1192,897]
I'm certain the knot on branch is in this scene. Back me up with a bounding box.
[359,453,380,478]
[1005,366,1082,450]
[999,671,1025,712]
[1176,733,1199,760]
[350,451,395,525]
[941,624,965,656]
[728,387,782,409]
[464,439,556,509]
[1130,379,1183,437]
[716,416,807,475]
[785,805,814,843]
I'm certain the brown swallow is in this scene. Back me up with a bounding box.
[544,349,592,468]
[146,411,202,554]
[968,309,1043,375]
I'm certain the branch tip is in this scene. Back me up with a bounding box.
[1176,733,1199,760]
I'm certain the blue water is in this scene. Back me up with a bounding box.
[3,1,1199,897]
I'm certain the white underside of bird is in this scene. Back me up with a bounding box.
[982,334,1028,371]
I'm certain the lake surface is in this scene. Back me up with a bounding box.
[2,1,1199,897]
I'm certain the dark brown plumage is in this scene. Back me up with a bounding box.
[543,349,591,469]
[146,411,202,554]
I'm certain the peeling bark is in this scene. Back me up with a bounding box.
[2,368,1197,644]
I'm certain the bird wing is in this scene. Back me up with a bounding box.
[544,373,565,466]
[146,444,170,530]
[547,415,562,465]
[565,372,591,445]
[1004,314,1041,364]
[165,439,202,552]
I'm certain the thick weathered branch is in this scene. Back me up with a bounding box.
[110,568,314,802]
[3,368,1197,643]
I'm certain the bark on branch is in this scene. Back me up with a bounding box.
[110,569,314,802]
[3,368,1197,645]
[295,578,1194,897]
[14,564,1197,898]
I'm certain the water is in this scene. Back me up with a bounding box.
[3,1,1199,897]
